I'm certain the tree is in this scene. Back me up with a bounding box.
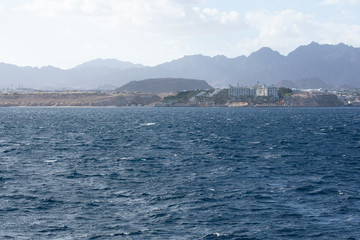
[278,87,293,98]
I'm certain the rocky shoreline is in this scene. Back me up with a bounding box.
[0,92,161,107]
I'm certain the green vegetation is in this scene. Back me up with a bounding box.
[163,89,229,106]
[278,87,293,98]
[213,89,229,105]
[229,95,279,105]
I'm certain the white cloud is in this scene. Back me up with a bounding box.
[20,0,77,17]
[340,10,357,20]
[193,7,239,24]
[82,44,108,50]
[18,0,186,18]
[238,10,316,54]
[319,23,360,44]
[321,0,340,5]
[237,9,360,56]
[321,0,359,5]
[17,0,243,35]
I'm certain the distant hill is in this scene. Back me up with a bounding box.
[1,42,360,89]
[75,58,144,70]
[116,78,213,93]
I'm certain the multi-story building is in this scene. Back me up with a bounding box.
[263,85,279,99]
[229,86,256,97]
[229,83,279,99]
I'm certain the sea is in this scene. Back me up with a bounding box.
[1,107,360,239]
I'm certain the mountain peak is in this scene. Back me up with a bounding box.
[248,47,283,62]
[250,47,281,57]
[213,55,228,60]
[288,41,358,60]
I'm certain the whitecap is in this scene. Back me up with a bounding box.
[44,159,57,163]
[140,123,156,126]
[119,157,134,160]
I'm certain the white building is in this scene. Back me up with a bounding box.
[229,86,256,97]
[229,83,279,99]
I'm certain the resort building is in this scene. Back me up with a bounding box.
[229,83,279,99]
[229,86,256,97]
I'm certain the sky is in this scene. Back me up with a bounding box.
[1,0,360,69]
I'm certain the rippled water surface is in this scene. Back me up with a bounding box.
[1,107,360,239]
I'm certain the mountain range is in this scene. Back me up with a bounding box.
[1,42,359,90]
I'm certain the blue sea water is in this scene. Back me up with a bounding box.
[1,107,360,239]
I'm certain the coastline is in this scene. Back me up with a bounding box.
[0,92,161,108]
[0,91,350,108]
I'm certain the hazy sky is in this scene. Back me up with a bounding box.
[1,0,360,69]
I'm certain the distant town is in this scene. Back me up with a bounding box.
[0,81,359,107]
[160,83,351,107]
